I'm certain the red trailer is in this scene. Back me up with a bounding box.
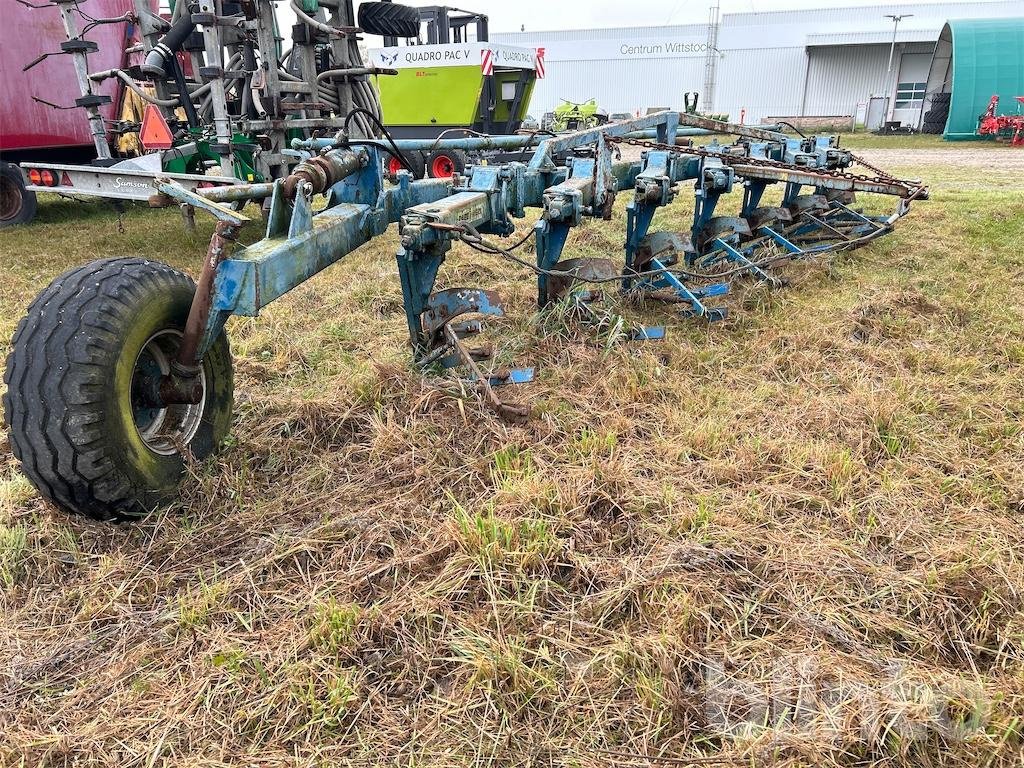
[0,0,136,226]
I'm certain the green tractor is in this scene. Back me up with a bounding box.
[369,6,539,178]
[683,91,729,123]
[549,99,609,133]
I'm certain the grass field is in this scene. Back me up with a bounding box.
[1,137,1023,767]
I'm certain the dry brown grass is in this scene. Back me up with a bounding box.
[1,141,1023,766]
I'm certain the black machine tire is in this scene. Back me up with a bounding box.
[3,258,234,522]
[357,2,420,38]
[386,150,426,180]
[921,111,948,134]
[426,148,467,179]
[0,161,37,228]
[921,95,951,134]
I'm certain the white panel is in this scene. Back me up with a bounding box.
[714,49,808,124]
[898,52,933,82]
[526,57,705,116]
[803,44,891,117]
[493,1,1024,125]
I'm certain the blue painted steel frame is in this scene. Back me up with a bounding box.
[192,112,921,362]
[194,149,456,359]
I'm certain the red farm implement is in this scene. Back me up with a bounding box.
[978,95,1024,147]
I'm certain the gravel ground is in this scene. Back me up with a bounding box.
[841,147,1024,191]
[852,146,1024,173]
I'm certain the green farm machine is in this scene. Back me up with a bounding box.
[10,0,537,218]
[369,6,540,178]
[549,99,609,133]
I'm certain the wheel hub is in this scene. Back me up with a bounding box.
[130,330,207,456]
[431,155,455,178]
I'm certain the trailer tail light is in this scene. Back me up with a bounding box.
[61,171,73,186]
[27,168,42,185]
[40,170,56,187]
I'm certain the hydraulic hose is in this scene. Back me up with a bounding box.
[90,69,181,107]
[284,2,386,138]
[289,0,340,38]
[143,12,197,79]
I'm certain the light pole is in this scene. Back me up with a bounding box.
[885,14,912,74]
[881,13,913,124]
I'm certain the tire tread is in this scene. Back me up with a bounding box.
[357,2,420,38]
[4,258,199,521]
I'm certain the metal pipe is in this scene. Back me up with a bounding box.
[201,19,233,168]
[199,183,276,203]
[293,128,723,154]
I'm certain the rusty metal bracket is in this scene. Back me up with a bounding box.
[442,325,531,424]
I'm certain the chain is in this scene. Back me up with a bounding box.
[847,151,895,180]
[605,135,922,194]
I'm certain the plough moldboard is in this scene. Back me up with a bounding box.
[4,112,928,520]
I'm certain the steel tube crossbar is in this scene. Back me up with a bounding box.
[293,127,722,154]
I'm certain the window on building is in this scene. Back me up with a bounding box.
[895,82,926,109]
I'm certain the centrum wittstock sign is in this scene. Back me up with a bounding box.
[514,37,711,63]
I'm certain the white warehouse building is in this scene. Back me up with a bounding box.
[493,1,1023,129]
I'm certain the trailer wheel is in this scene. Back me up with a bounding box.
[357,2,420,38]
[386,151,426,180]
[426,149,467,179]
[3,258,233,522]
[0,162,36,227]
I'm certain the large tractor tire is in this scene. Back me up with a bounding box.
[3,258,234,521]
[357,2,420,38]
[426,149,467,179]
[921,93,951,134]
[0,161,37,228]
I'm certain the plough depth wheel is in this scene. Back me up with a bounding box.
[3,258,233,521]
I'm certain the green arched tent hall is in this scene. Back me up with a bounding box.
[925,17,1024,140]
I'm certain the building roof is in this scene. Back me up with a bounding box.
[503,0,1023,40]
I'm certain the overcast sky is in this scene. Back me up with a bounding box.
[460,0,953,33]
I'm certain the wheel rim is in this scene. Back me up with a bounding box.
[387,156,403,176]
[130,330,207,456]
[0,175,21,222]
[431,155,456,178]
